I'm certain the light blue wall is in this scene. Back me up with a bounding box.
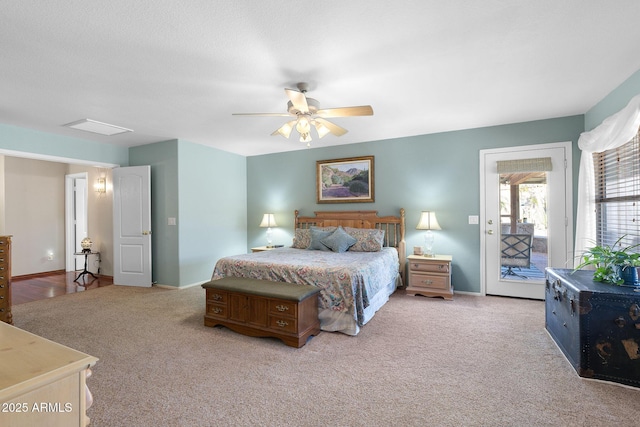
[247,115,585,294]
[0,124,128,166]
[177,140,247,286]
[130,139,247,288]
[130,140,181,286]
[585,68,640,131]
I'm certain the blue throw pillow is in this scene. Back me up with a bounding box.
[321,226,357,253]
[307,227,333,251]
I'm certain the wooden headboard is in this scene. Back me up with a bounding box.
[294,209,406,281]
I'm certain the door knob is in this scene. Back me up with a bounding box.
[142,230,152,235]
[488,220,494,225]
[488,230,494,235]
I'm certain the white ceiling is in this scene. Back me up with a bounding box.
[2,1,640,157]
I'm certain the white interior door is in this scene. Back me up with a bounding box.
[113,165,152,287]
[65,173,88,272]
[480,142,573,299]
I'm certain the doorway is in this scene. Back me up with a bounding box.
[65,173,88,272]
[480,142,573,299]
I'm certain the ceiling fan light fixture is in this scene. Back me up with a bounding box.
[271,120,295,138]
[313,121,331,138]
[299,132,312,145]
[295,115,311,134]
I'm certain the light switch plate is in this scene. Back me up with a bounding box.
[468,215,479,225]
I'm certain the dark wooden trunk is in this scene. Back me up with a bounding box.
[545,268,640,388]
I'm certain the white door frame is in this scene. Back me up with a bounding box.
[65,172,88,272]
[479,141,574,297]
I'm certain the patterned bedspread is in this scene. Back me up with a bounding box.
[211,247,399,327]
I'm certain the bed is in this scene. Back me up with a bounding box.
[211,209,406,336]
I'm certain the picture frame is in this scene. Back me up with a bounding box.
[316,156,374,203]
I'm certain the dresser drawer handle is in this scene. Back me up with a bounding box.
[212,307,223,314]
[614,316,626,328]
[211,293,223,301]
[275,304,289,312]
[276,320,289,327]
[421,280,434,285]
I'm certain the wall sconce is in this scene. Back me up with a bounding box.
[416,211,442,257]
[259,213,278,247]
[95,177,106,194]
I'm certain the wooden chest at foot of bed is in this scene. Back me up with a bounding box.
[545,268,640,388]
[202,277,321,348]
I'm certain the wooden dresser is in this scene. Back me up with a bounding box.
[0,322,98,426]
[0,235,12,324]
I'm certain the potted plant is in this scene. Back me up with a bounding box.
[574,235,640,286]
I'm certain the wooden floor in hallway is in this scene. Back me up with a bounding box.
[11,271,113,305]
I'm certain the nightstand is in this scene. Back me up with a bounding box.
[406,254,453,300]
[251,246,276,252]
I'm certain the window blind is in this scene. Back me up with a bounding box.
[496,157,552,174]
[593,128,640,249]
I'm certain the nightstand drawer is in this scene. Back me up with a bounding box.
[409,261,449,273]
[409,273,449,290]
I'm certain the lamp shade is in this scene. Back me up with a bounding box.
[259,214,278,228]
[416,211,441,230]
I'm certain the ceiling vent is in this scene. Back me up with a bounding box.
[63,119,133,136]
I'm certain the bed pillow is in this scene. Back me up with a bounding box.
[321,226,357,253]
[345,227,385,252]
[307,227,335,251]
[292,229,311,249]
[293,227,336,249]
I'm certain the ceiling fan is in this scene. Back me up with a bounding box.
[232,83,373,146]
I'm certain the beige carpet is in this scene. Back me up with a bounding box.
[11,285,640,427]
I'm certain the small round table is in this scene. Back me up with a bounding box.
[74,251,100,282]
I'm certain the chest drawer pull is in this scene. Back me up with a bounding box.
[421,279,434,285]
[276,320,289,327]
[211,293,223,301]
[276,304,289,312]
[212,307,223,314]
[614,316,626,328]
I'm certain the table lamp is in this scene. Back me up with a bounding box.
[259,213,278,247]
[416,211,441,257]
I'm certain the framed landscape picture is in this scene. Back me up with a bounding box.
[316,156,374,203]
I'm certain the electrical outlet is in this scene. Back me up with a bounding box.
[47,251,54,260]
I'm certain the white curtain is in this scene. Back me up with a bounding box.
[574,93,640,266]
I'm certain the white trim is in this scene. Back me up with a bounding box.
[0,148,119,168]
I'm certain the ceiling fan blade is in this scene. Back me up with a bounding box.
[314,117,348,137]
[232,112,292,117]
[271,120,297,138]
[285,88,309,113]
[315,105,373,118]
